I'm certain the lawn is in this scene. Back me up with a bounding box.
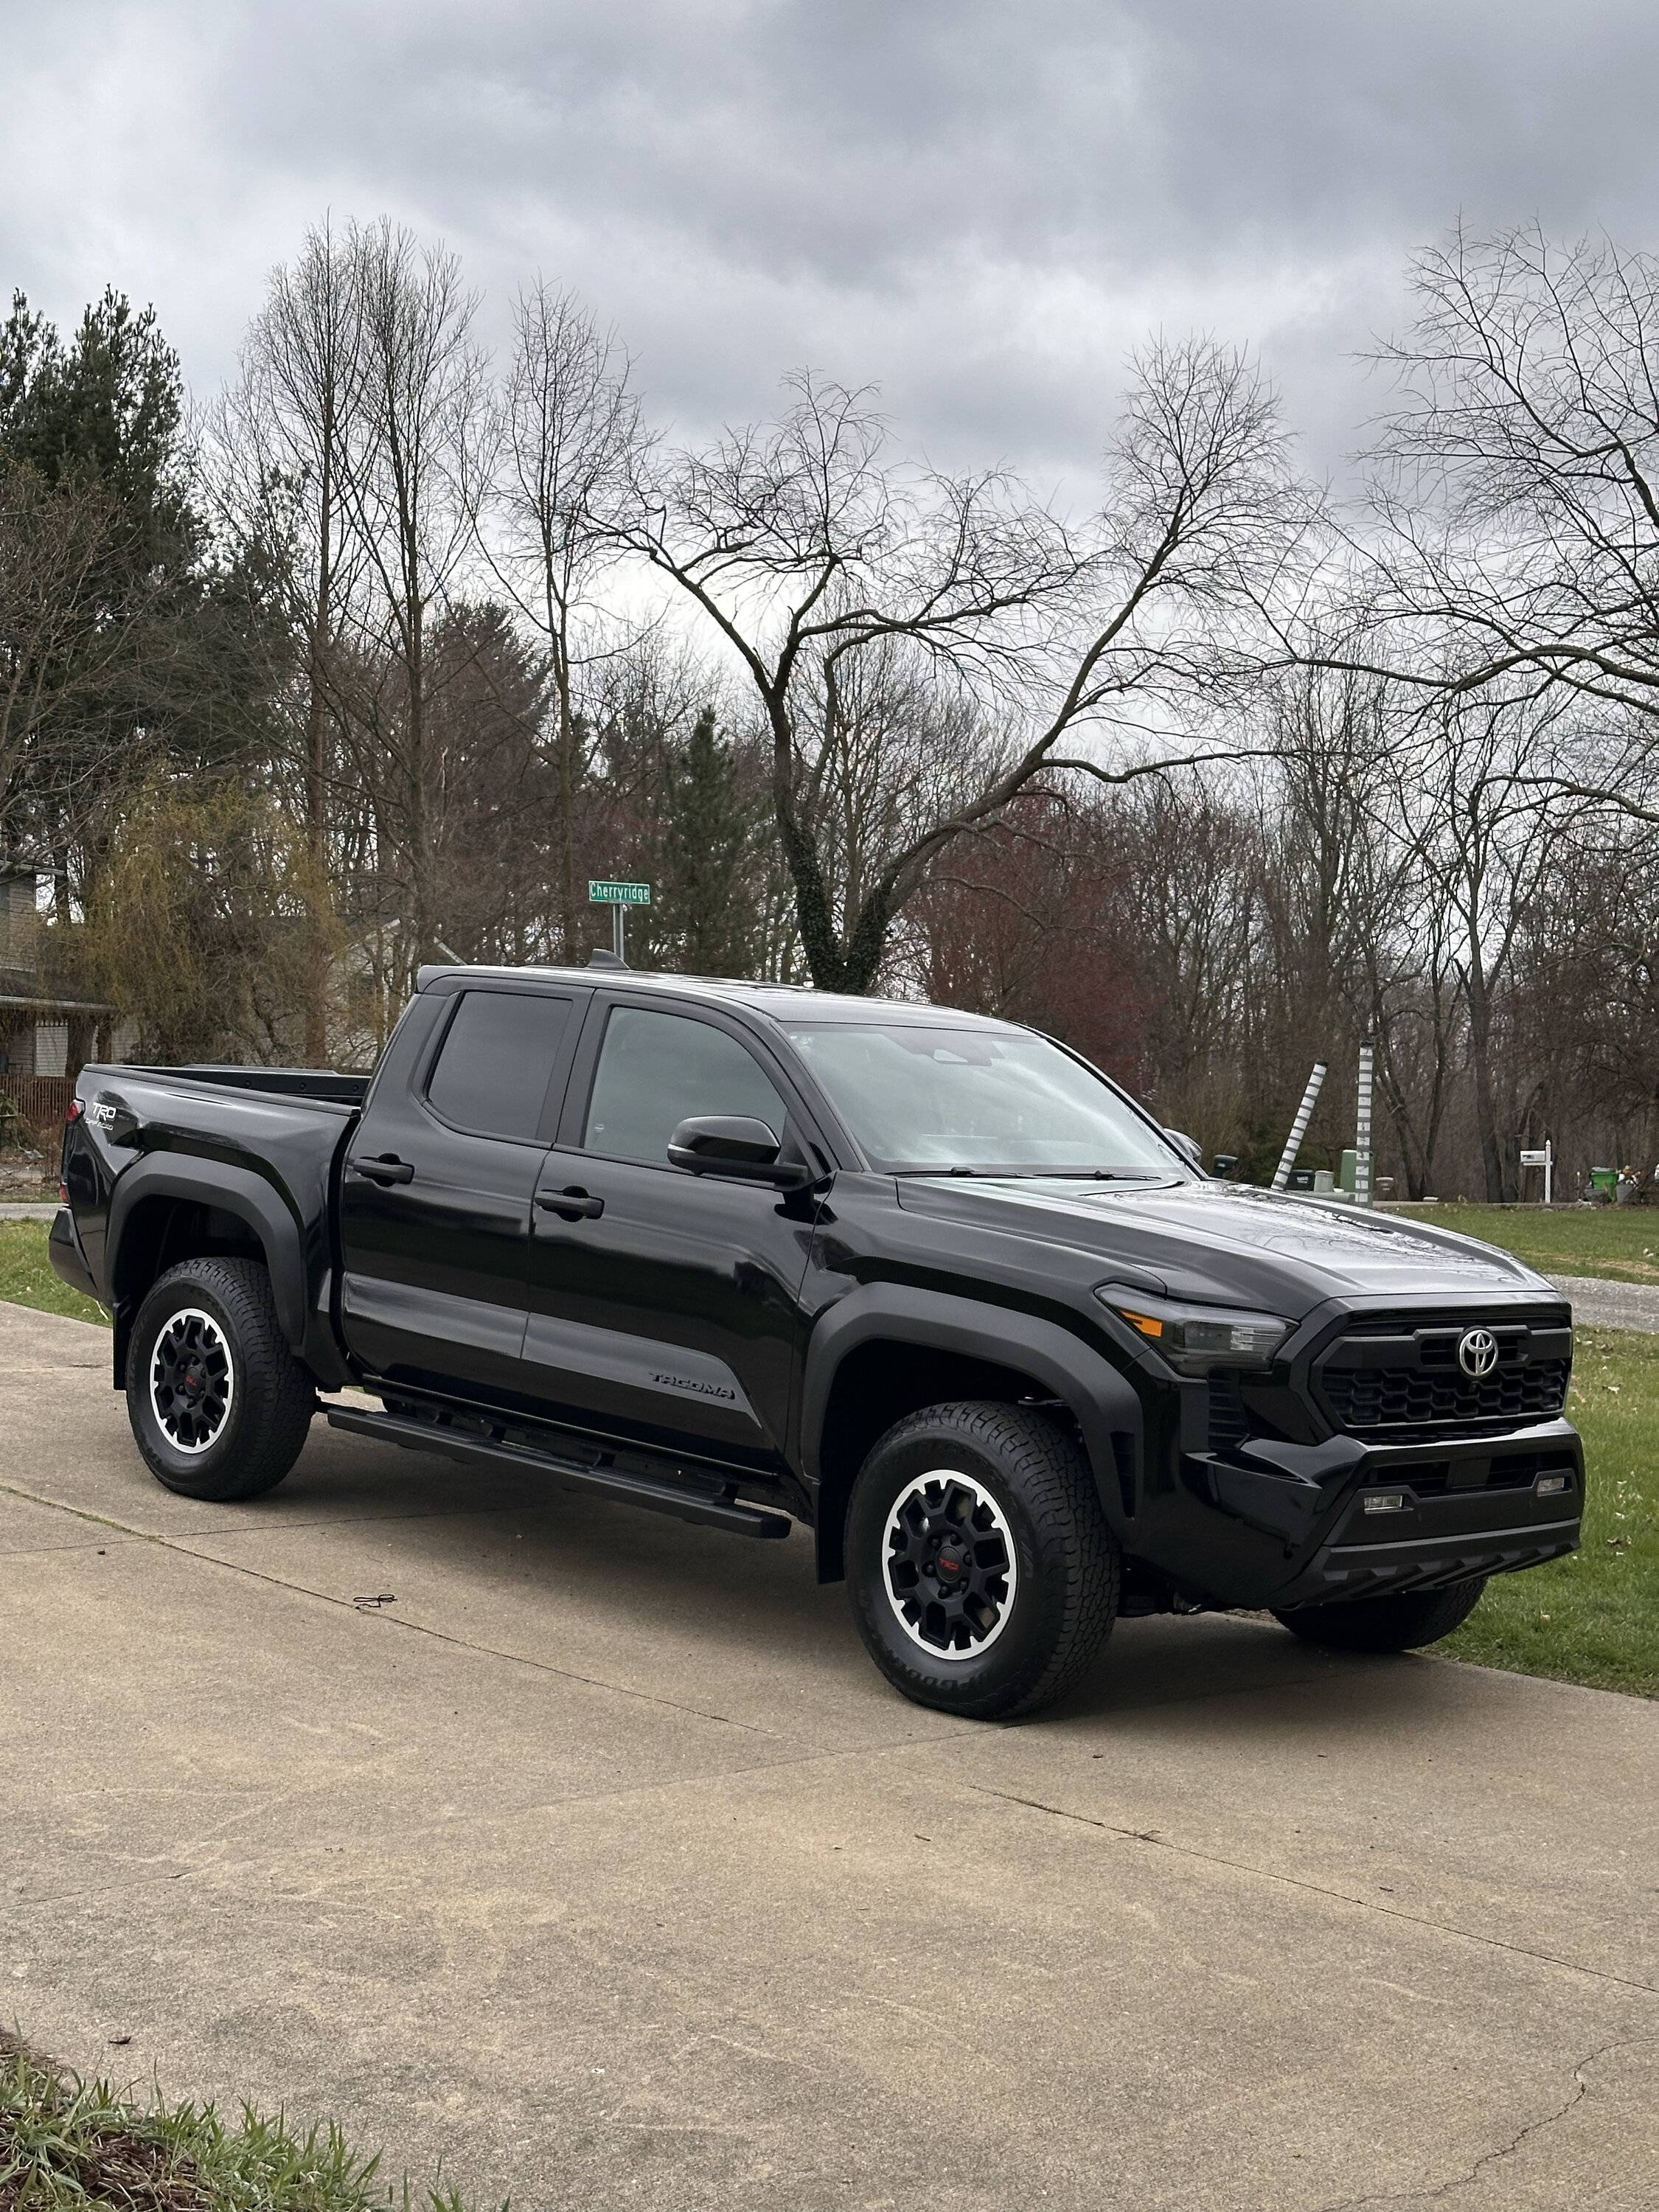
[1441,1324,1658,1698]
[0,2032,484,2212]
[1386,1199,1659,1283]
[0,1221,1652,1697]
[0,1219,107,1324]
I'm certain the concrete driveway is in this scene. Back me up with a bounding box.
[3,1301,1655,2211]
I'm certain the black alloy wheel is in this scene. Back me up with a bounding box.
[148,1306,234,1453]
[882,1470,1019,1660]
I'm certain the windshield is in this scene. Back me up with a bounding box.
[783,1020,1188,1177]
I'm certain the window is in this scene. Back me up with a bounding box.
[583,1006,787,1166]
[425,991,572,1141]
[784,1020,1183,1176]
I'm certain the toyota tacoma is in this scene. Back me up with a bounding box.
[49,960,1583,1718]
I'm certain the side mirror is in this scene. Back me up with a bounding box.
[1163,1127,1203,1168]
[667,1114,813,1189]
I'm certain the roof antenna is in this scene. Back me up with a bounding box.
[587,948,627,970]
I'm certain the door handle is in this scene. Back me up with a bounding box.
[535,1186,605,1220]
[349,1155,415,1185]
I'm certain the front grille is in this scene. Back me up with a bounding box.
[1315,1310,1571,1439]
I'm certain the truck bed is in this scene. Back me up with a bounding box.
[114,1064,371,1106]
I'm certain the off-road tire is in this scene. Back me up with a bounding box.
[846,1401,1120,1720]
[1272,1579,1487,1654]
[127,1258,316,1501]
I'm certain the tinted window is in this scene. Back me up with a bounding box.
[426,991,571,1141]
[583,1006,787,1165]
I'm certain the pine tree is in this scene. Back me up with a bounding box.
[660,708,761,976]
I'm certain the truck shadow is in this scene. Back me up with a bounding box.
[257,1421,1482,1741]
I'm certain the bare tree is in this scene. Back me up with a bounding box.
[481,283,642,957]
[214,219,366,1060]
[623,343,1304,991]
[1318,226,1659,800]
[1416,695,1571,1199]
[337,220,486,977]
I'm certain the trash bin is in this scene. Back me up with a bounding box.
[1590,1166,1618,1203]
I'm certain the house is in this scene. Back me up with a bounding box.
[0,869,110,1079]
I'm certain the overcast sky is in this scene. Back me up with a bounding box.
[5,1,1658,496]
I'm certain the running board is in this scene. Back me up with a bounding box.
[325,1403,793,1540]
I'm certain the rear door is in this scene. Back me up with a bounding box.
[338,982,587,1397]
[521,995,823,1461]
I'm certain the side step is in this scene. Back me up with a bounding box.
[324,1402,793,1540]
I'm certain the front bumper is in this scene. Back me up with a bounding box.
[1189,1416,1583,1610]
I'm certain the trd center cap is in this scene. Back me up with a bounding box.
[936,1546,967,1580]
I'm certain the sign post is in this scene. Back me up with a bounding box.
[588,878,651,964]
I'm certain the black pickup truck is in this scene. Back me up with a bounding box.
[49,959,1583,1718]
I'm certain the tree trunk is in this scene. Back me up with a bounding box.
[1464,960,1509,1200]
[302,434,336,1068]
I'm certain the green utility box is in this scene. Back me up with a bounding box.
[1340,1148,1357,1194]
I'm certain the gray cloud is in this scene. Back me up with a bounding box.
[6,1,1659,492]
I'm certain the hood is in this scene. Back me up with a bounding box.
[893,1175,1556,1317]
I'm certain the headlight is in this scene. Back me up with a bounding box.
[1095,1288,1290,1374]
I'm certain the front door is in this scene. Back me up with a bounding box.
[338,983,585,1398]
[522,998,822,1462]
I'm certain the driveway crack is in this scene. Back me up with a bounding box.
[969,1787,1659,1998]
[1314,2037,1654,2209]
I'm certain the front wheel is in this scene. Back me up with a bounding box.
[1272,1579,1487,1654]
[127,1258,316,1501]
[846,1401,1120,1720]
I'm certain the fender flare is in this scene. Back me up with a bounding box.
[107,1155,311,1379]
[799,1284,1147,1576]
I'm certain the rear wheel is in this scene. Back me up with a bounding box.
[1272,1579,1486,1654]
[846,1401,1119,1720]
[127,1258,316,1501]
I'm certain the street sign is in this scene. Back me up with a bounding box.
[588,878,650,961]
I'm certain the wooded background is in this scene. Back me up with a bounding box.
[5,218,1659,1197]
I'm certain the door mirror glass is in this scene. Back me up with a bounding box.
[667,1114,811,1188]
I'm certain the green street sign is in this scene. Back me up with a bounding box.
[588,879,651,906]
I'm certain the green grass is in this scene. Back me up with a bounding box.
[1387,1200,1659,1283]
[0,2034,491,2211]
[1442,1324,1658,1698]
[1,1222,1651,1697]
[0,1220,107,1325]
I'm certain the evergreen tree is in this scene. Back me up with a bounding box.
[659,707,762,976]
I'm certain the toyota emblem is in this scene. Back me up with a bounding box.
[1458,1327,1500,1379]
